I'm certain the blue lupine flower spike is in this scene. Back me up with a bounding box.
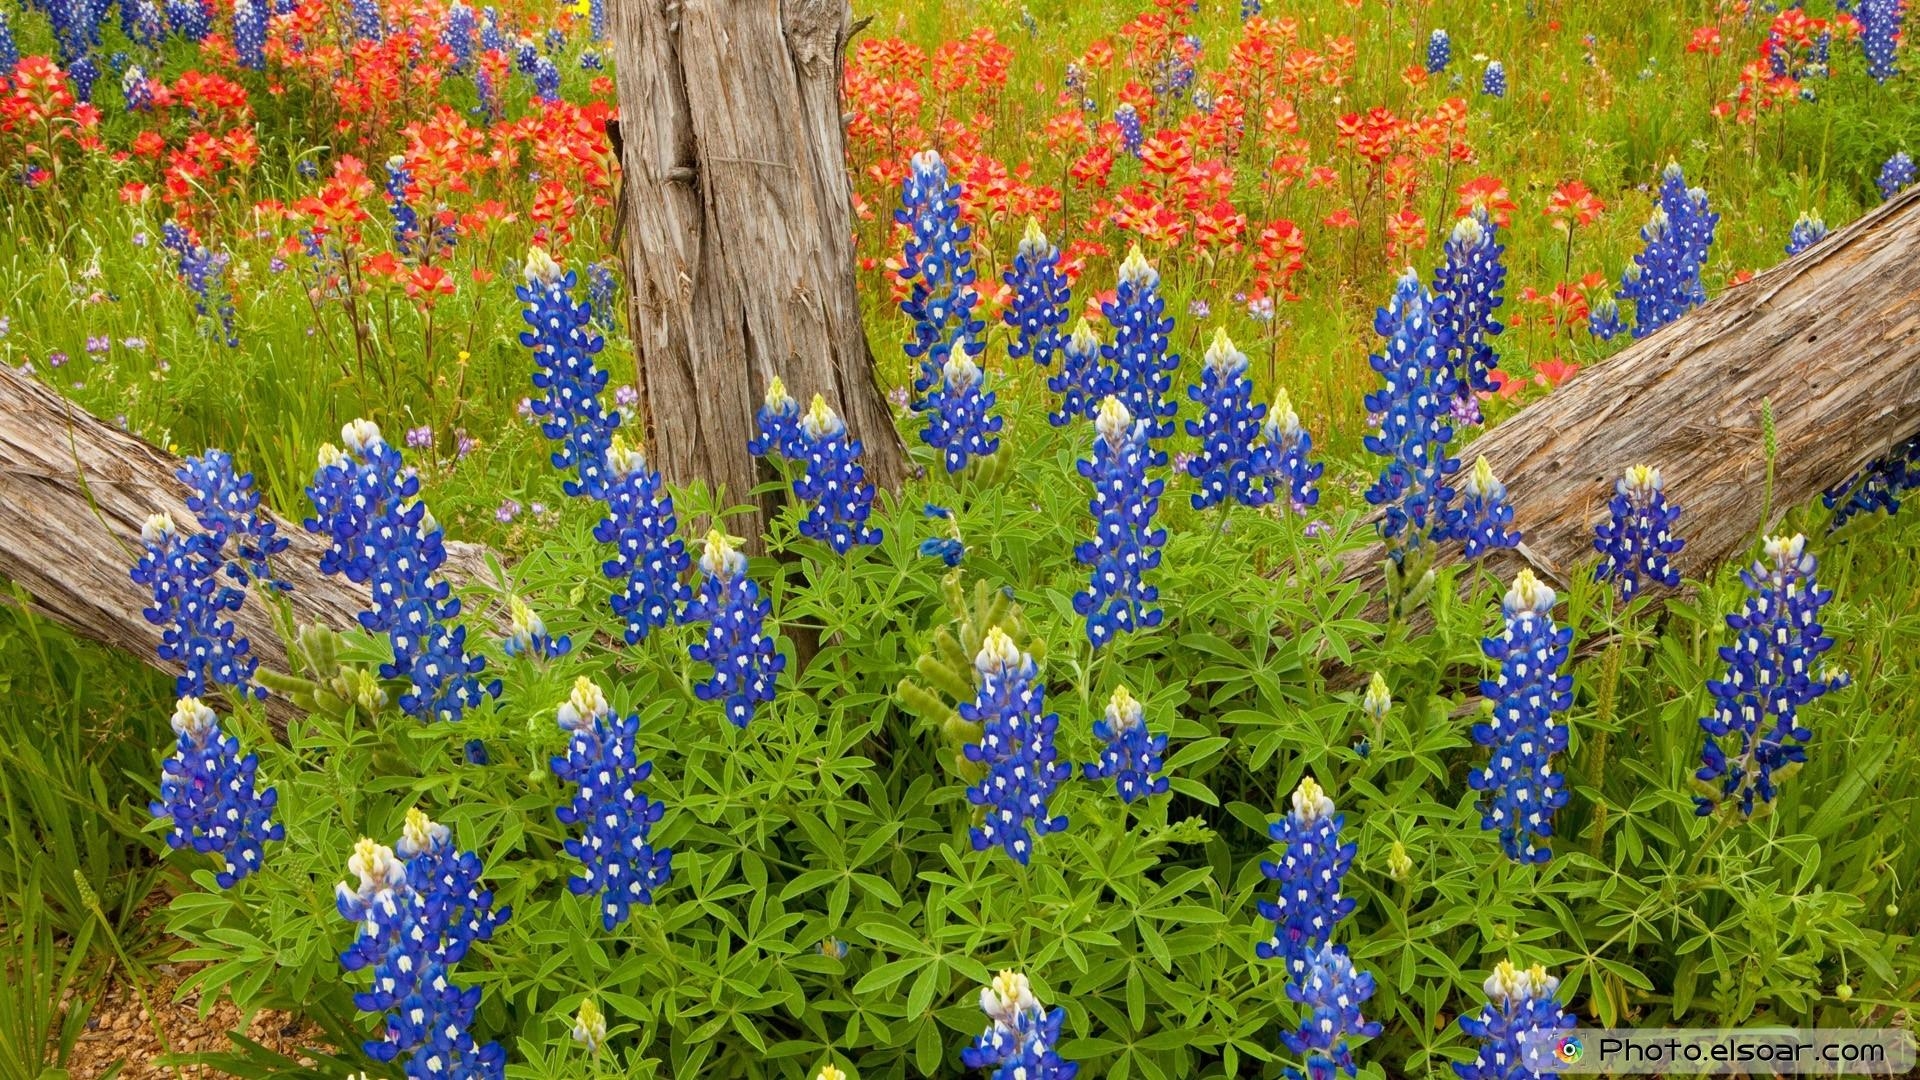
[962,629,1071,864]
[1073,396,1167,648]
[796,395,886,551]
[1185,328,1272,511]
[1003,218,1072,372]
[1257,388,1324,515]
[1593,464,1685,600]
[960,971,1079,1079]
[1454,961,1578,1080]
[502,597,570,659]
[748,376,804,459]
[684,531,785,727]
[1878,151,1915,201]
[595,435,690,643]
[1082,685,1169,804]
[1256,777,1358,985]
[920,351,1003,474]
[1049,318,1113,427]
[1785,211,1828,257]
[131,512,261,699]
[1363,269,1461,549]
[149,696,283,888]
[519,247,617,499]
[1456,456,1522,560]
[1100,246,1180,442]
[1695,534,1849,817]
[551,678,674,928]
[1471,571,1573,862]
[1281,944,1382,1080]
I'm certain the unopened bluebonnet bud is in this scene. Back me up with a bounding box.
[572,998,607,1054]
[1785,211,1828,256]
[503,597,570,659]
[960,970,1078,1078]
[1257,387,1324,514]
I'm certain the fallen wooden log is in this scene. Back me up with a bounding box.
[0,364,499,726]
[1340,182,1920,596]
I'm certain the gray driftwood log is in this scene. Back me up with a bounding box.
[1340,182,1920,595]
[610,0,908,548]
[0,363,498,725]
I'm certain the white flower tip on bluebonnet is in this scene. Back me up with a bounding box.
[1796,209,1826,231]
[974,626,1024,679]
[557,675,611,733]
[141,511,177,545]
[1451,212,1486,247]
[572,997,608,1054]
[800,394,845,440]
[980,969,1039,1026]
[1763,533,1811,572]
[385,153,406,172]
[1505,569,1557,617]
[940,352,984,394]
[341,836,404,900]
[1464,455,1503,499]
[507,596,545,646]
[1621,463,1662,502]
[170,695,217,738]
[316,441,346,470]
[1662,158,1686,184]
[1290,775,1336,824]
[1266,387,1301,438]
[909,147,946,178]
[606,433,647,478]
[815,1066,847,1080]
[700,528,748,579]
[1094,395,1134,446]
[1117,243,1159,289]
[1105,685,1143,731]
[524,245,564,287]
[1017,216,1052,259]
[764,375,795,414]
[1203,327,1246,377]
[397,805,449,859]
[1362,672,1391,722]
[1067,317,1101,355]
[340,417,383,453]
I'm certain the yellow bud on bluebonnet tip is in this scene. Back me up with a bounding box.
[572,997,607,1053]
[341,418,382,453]
[1363,672,1391,723]
[524,246,564,287]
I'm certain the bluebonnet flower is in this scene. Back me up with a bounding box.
[920,351,1003,473]
[919,503,965,566]
[1785,211,1828,256]
[502,597,570,659]
[1256,777,1358,983]
[749,377,804,458]
[896,150,985,401]
[1431,211,1508,421]
[384,156,427,257]
[305,421,499,722]
[68,55,100,104]
[1482,60,1506,97]
[166,0,210,41]
[572,999,607,1054]
[480,6,503,51]
[519,247,616,498]
[594,436,689,643]
[160,222,238,347]
[685,531,784,727]
[1185,329,1272,510]
[0,10,17,77]
[532,55,561,101]
[232,0,266,69]
[473,64,499,122]
[1878,151,1915,200]
[1003,219,1072,372]
[463,739,488,765]
[131,513,260,699]
[335,812,508,1080]
[514,35,539,74]
[1455,457,1521,559]
[1115,103,1143,156]
[149,697,283,888]
[1427,29,1451,74]
[350,0,383,39]
[1617,163,1717,339]
[1082,685,1168,804]
[1858,0,1903,82]
[1281,944,1382,1080]
[1454,961,1577,1080]
[1472,572,1573,862]
[177,448,289,590]
[1363,269,1461,548]
[1593,464,1685,600]
[441,2,476,70]
[1696,535,1849,817]
[795,395,885,551]
[962,631,1070,864]
[122,64,153,110]
[586,261,618,330]
[1824,436,1920,527]
[551,679,673,929]
[1256,388,1324,515]
[961,971,1078,1079]
[1587,296,1625,341]
[1240,0,1261,17]
[1048,319,1112,427]
[1102,246,1180,442]
[1073,397,1167,648]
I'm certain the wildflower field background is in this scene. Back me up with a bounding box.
[2,0,1920,1076]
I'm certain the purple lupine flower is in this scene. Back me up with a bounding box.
[149,696,283,888]
[405,425,434,450]
[1073,397,1166,648]
[1696,535,1849,817]
[684,531,784,727]
[1472,572,1573,862]
[1256,777,1357,984]
[1185,329,1272,510]
[1593,464,1685,600]
[335,812,508,1079]
[961,629,1071,864]
[551,679,673,929]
